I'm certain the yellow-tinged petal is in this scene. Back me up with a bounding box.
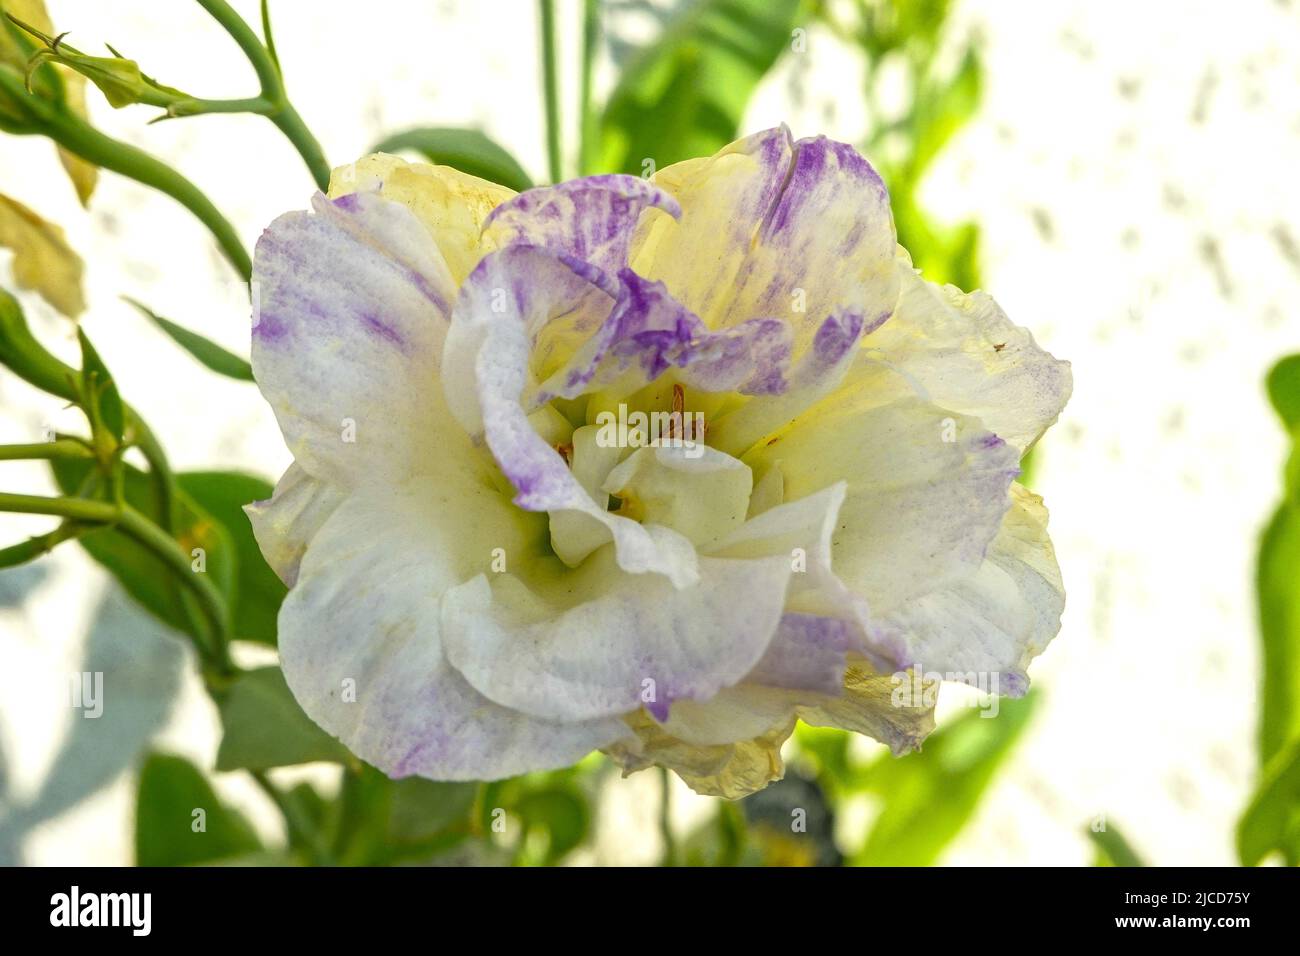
[601,444,752,548]
[631,128,897,358]
[797,664,937,755]
[606,708,795,800]
[328,153,514,286]
[605,659,936,799]
[0,192,84,317]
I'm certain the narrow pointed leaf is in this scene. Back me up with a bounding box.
[126,297,253,382]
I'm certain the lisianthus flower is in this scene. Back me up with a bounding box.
[246,127,1071,798]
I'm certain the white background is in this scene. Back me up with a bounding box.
[1,0,1298,865]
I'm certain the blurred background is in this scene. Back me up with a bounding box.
[1,0,1298,866]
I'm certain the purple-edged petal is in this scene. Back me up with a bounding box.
[708,309,870,457]
[633,127,898,355]
[630,127,797,325]
[252,190,459,489]
[746,613,859,695]
[537,270,796,407]
[483,174,679,273]
[442,245,700,586]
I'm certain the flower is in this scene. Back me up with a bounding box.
[247,127,1071,799]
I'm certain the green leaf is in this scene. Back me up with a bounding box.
[125,297,253,382]
[330,764,394,865]
[51,458,237,638]
[177,471,285,645]
[51,463,282,647]
[597,0,802,176]
[388,778,477,844]
[326,766,474,865]
[908,47,982,181]
[1258,502,1300,766]
[851,692,1038,866]
[516,785,589,865]
[215,666,350,771]
[1266,354,1300,432]
[283,780,327,832]
[683,800,749,867]
[890,189,981,289]
[135,752,261,866]
[1266,354,1300,499]
[0,287,79,401]
[1087,821,1146,867]
[1238,737,1300,866]
[76,327,124,441]
[370,127,534,193]
[794,724,853,793]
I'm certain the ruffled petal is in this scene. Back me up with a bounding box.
[328,153,514,285]
[251,190,460,489]
[243,462,346,587]
[439,544,793,723]
[601,444,752,548]
[606,656,935,800]
[707,310,868,458]
[746,613,858,695]
[630,127,796,325]
[634,127,898,356]
[797,663,937,756]
[443,245,699,586]
[604,707,795,800]
[278,478,627,780]
[551,272,794,403]
[879,483,1065,695]
[744,389,1021,627]
[863,254,1073,452]
[483,174,679,273]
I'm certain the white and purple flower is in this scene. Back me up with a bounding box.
[246,127,1071,798]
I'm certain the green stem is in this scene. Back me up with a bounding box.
[0,491,232,672]
[578,0,598,176]
[130,419,176,533]
[658,766,677,867]
[269,107,329,190]
[0,520,90,568]
[0,440,92,461]
[197,0,330,190]
[251,771,335,865]
[0,491,117,522]
[0,71,252,283]
[117,505,233,673]
[164,96,273,118]
[260,0,282,75]
[538,0,562,183]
